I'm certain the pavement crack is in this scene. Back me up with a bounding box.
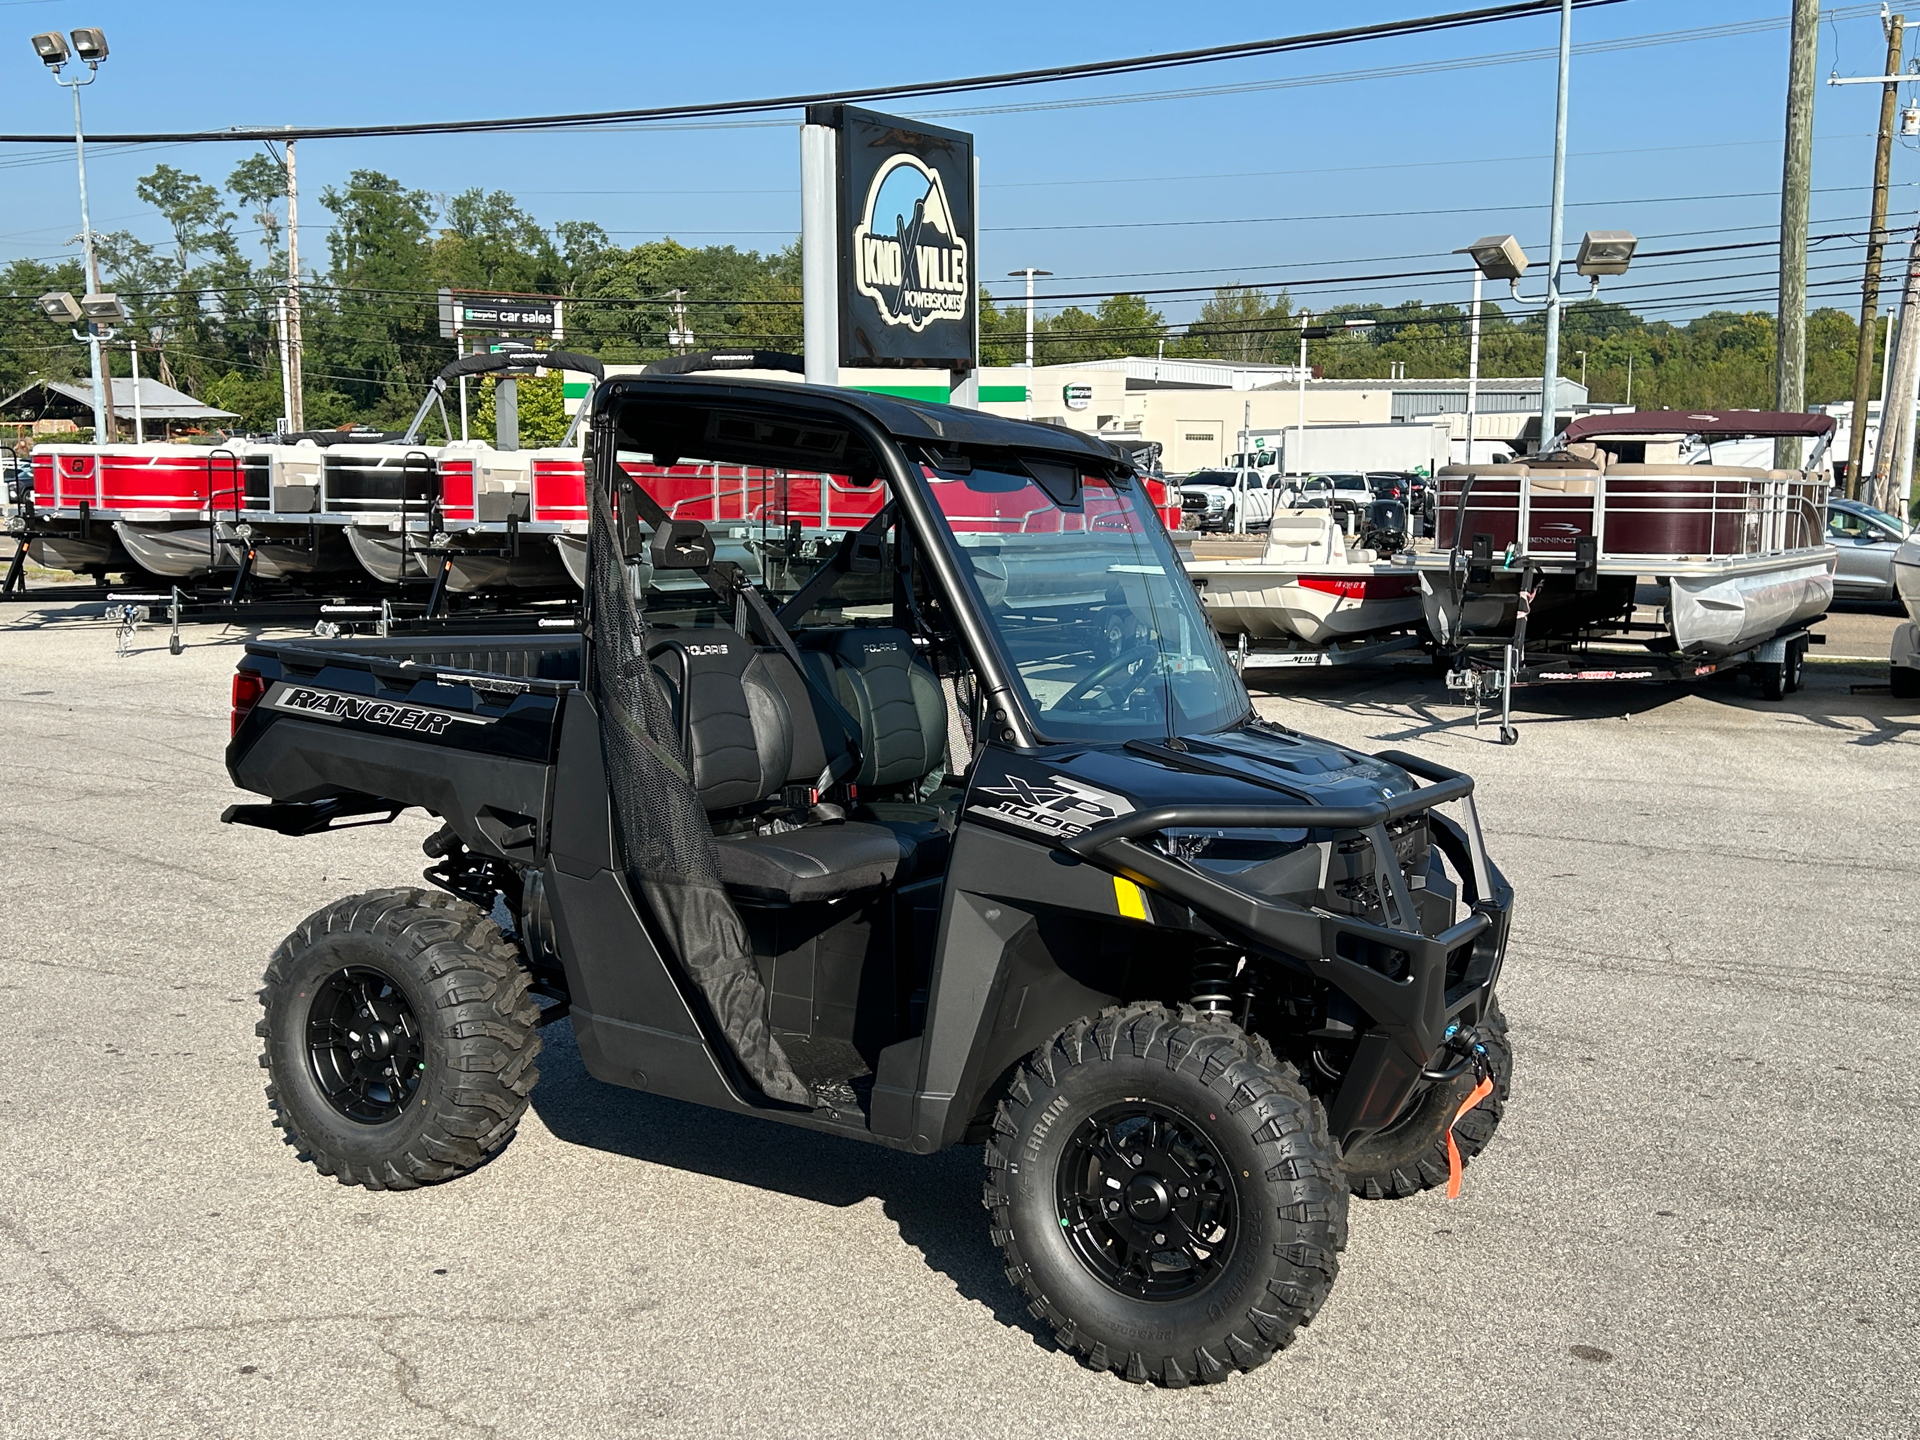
[377,1321,501,1438]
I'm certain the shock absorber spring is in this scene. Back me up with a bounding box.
[1189,951,1239,1019]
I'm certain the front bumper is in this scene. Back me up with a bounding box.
[1063,749,1512,1145]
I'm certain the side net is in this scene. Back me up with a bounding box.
[583,458,811,1107]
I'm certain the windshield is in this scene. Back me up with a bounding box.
[920,456,1249,742]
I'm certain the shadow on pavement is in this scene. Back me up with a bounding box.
[526,1023,1049,1341]
[1245,653,1917,741]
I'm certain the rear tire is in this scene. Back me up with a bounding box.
[1340,1000,1511,1200]
[257,888,541,1191]
[985,1004,1346,1386]
[1757,660,1786,701]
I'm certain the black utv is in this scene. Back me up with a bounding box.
[226,373,1514,1387]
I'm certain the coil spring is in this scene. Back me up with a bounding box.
[1189,952,1239,1019]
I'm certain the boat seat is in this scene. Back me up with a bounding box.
[649,631,916,904]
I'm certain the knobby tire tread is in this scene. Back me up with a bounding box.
[983,1003,1347,1387]
[257,888,541,1192]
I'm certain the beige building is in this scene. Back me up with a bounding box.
[563,358,1589,472]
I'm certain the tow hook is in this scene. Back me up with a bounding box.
[1422,1020,1492,1083]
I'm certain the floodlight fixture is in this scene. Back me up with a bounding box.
[1457,234,1529,283]
[30,31,69,67]
[68,28,108,63]
[1343,318,1377,330]
[80,292,126,323]
[1300,325,1332,340]
[36,291,82,323]
[1575,230,1637,278]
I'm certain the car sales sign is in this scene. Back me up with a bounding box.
[808,104,976,368]
[438,289,562,338]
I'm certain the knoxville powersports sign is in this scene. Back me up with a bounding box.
[808,104,976,368]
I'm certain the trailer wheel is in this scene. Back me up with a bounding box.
[985,1004,1346,1386]
[1341,999,1512,1200]
[1783,638,1804,694]
[257,888,541,1191]
[1893,664,1920,699]
[1757,660,1787,702]
[1498,725,1519,745]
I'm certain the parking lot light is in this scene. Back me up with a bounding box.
[1575,230,1638,279]
[30,31,68,67]
[36,291,83,323]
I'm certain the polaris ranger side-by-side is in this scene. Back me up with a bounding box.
[226,375,1514,1386]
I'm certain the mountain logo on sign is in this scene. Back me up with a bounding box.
[852,155,969,332]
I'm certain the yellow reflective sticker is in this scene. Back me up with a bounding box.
[1113,876,1148,921]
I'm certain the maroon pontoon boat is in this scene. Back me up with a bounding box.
[1412,410,1835,739]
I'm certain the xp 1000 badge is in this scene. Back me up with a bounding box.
[968,771,1135,840]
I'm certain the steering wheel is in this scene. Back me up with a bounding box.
[1056,642,1160,712]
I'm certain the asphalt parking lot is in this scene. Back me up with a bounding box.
[3,599,1916,1438]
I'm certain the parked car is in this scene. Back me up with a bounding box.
[1827,496,1910,601]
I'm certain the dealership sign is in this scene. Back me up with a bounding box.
[437,289,563,339]
[1063,383,1093,411]
[808,104,976,368]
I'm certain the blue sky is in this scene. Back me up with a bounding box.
[0,0,1911,327]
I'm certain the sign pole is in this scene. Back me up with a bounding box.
[948,156,982,409]
[801,123,839,387]
[496,334,518,451]
[456,316,469,441]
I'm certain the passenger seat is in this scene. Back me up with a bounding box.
[649,632,913,904]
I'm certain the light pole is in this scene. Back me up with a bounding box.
[32,28,116,442]
[1458,236,1528,470]
[1008,268,1051,419]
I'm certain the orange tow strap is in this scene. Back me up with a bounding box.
[1444,1076,1495,1200]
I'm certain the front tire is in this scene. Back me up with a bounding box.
[985,1005,1346,1386]
[257,888,541,1191]
[1340,1000,1511,1200]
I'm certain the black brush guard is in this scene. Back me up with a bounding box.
[1062,751,1512,1143]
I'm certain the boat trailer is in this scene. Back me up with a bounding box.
[1444,620,1823,744]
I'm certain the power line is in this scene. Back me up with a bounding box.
[0,2,1621,145]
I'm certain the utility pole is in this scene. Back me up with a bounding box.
[1465,269,1483,465]
[1776,0,1821,469]
[1529,0,1574,563]
[1846,13,1903,497]
[284,139,304,433]
[1869,219,1920,512]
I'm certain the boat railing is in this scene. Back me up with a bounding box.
[1433,464,1828,563]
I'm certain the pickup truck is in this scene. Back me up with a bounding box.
[1178,468,1279,532]
[224,374,1514,1387]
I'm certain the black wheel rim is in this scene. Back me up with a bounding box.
[305,965,426,1124]
[1055,1100,1238,1301]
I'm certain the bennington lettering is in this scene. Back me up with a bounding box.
[270,684,489,735]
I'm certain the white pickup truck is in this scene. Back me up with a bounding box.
[1180,469,1373,532]
[1179,468,1279,532]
